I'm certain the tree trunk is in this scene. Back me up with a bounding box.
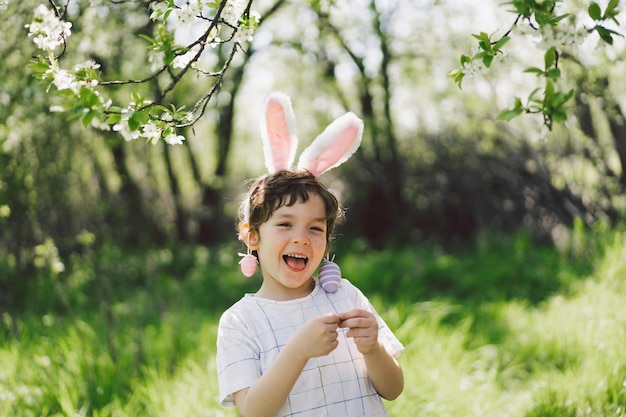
[606,103,626,191]
[107,138,162,246]
[162,143,188,242]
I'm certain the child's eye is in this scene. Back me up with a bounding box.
[278,222,291,227]
[310,226,325,232]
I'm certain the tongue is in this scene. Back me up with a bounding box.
[285,256,306,270]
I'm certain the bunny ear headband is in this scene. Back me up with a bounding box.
[260,91,363,177]
[239,92,363,292]
[242,91,363,225]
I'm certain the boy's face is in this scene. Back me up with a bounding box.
[248,193,328,300]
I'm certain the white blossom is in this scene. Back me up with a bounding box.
[90,118,111,131]
[26,5,72,51]
[536,24,587,50]
[141,122,162,141]
[172,47,198,69]
[235,27,255,43]
[164,132,185,145]
[74,60,101,71]
[148,50,165,72]
[222,0,246,26]
[461,59,487,77]
[149,2,169,21]
[172,2,202,26]
[113,119,141,141]
[52,69,79,92]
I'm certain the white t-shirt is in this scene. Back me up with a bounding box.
[216,278,404,417]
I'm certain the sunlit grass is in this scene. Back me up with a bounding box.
[1,226,625,416]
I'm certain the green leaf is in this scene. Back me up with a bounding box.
[448,68,465,89]
[551,13,570,24]
[482,54,494,68]
[471,32,491,44]
[493,36,510,51]
[544,81,556,100]
[596,26,615,44]
[545,68,561,79]
[524,67,545,75]
[79,87,100,108]
[57,89,77,99]
[27,61,50,75]
[138,34,157,46]
[544,47,556,70]
[553,89,575,108]
[497,105,524,121]
[131,91,143,105]
[605,0,620,22]
[527,88,542,103]
[128,110,149,131]
[152,104,170,113]
[67,105,86,121]
[164,51,176,66]
[82,110,98,127]
[588,2,602,20]
[105,113,122,125]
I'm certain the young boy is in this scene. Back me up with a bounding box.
[216,169,404,417]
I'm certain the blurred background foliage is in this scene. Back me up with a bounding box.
[2,2,626,416]
[1,0,625,310]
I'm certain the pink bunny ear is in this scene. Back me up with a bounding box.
[297,112,363,177]
[260,92,298,173]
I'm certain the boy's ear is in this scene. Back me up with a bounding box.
[243,229,260,250]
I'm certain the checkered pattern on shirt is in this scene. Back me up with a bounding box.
[216,278,404,417]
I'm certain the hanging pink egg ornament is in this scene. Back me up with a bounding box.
[319,258,341,293]
[239,253,258,277]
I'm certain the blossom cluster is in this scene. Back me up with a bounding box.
[461,57,488,78]
[536,24,587,50]
[47,60,101,93]
[26,4,72,51]
[27,1,261,145]
[111,104,192,145]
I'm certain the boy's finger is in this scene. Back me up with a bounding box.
[321,312,341,324]
[338,317,370,329]
[338,309,367,320]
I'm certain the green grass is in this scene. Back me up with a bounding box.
[1,224,626,416]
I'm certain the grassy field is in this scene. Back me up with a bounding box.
[1,222,626,416]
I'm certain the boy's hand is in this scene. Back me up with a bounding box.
[289,313,340,360]
[338,309,379,355]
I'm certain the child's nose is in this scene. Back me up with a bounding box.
[292,228,310,245]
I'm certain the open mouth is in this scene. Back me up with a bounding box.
[283,254,308,270]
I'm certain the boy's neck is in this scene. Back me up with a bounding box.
[255,278,316,301]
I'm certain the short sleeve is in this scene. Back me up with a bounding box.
[216,307,261,407]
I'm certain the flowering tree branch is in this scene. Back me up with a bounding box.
[26,0,260,145]
[449,0,622,130]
